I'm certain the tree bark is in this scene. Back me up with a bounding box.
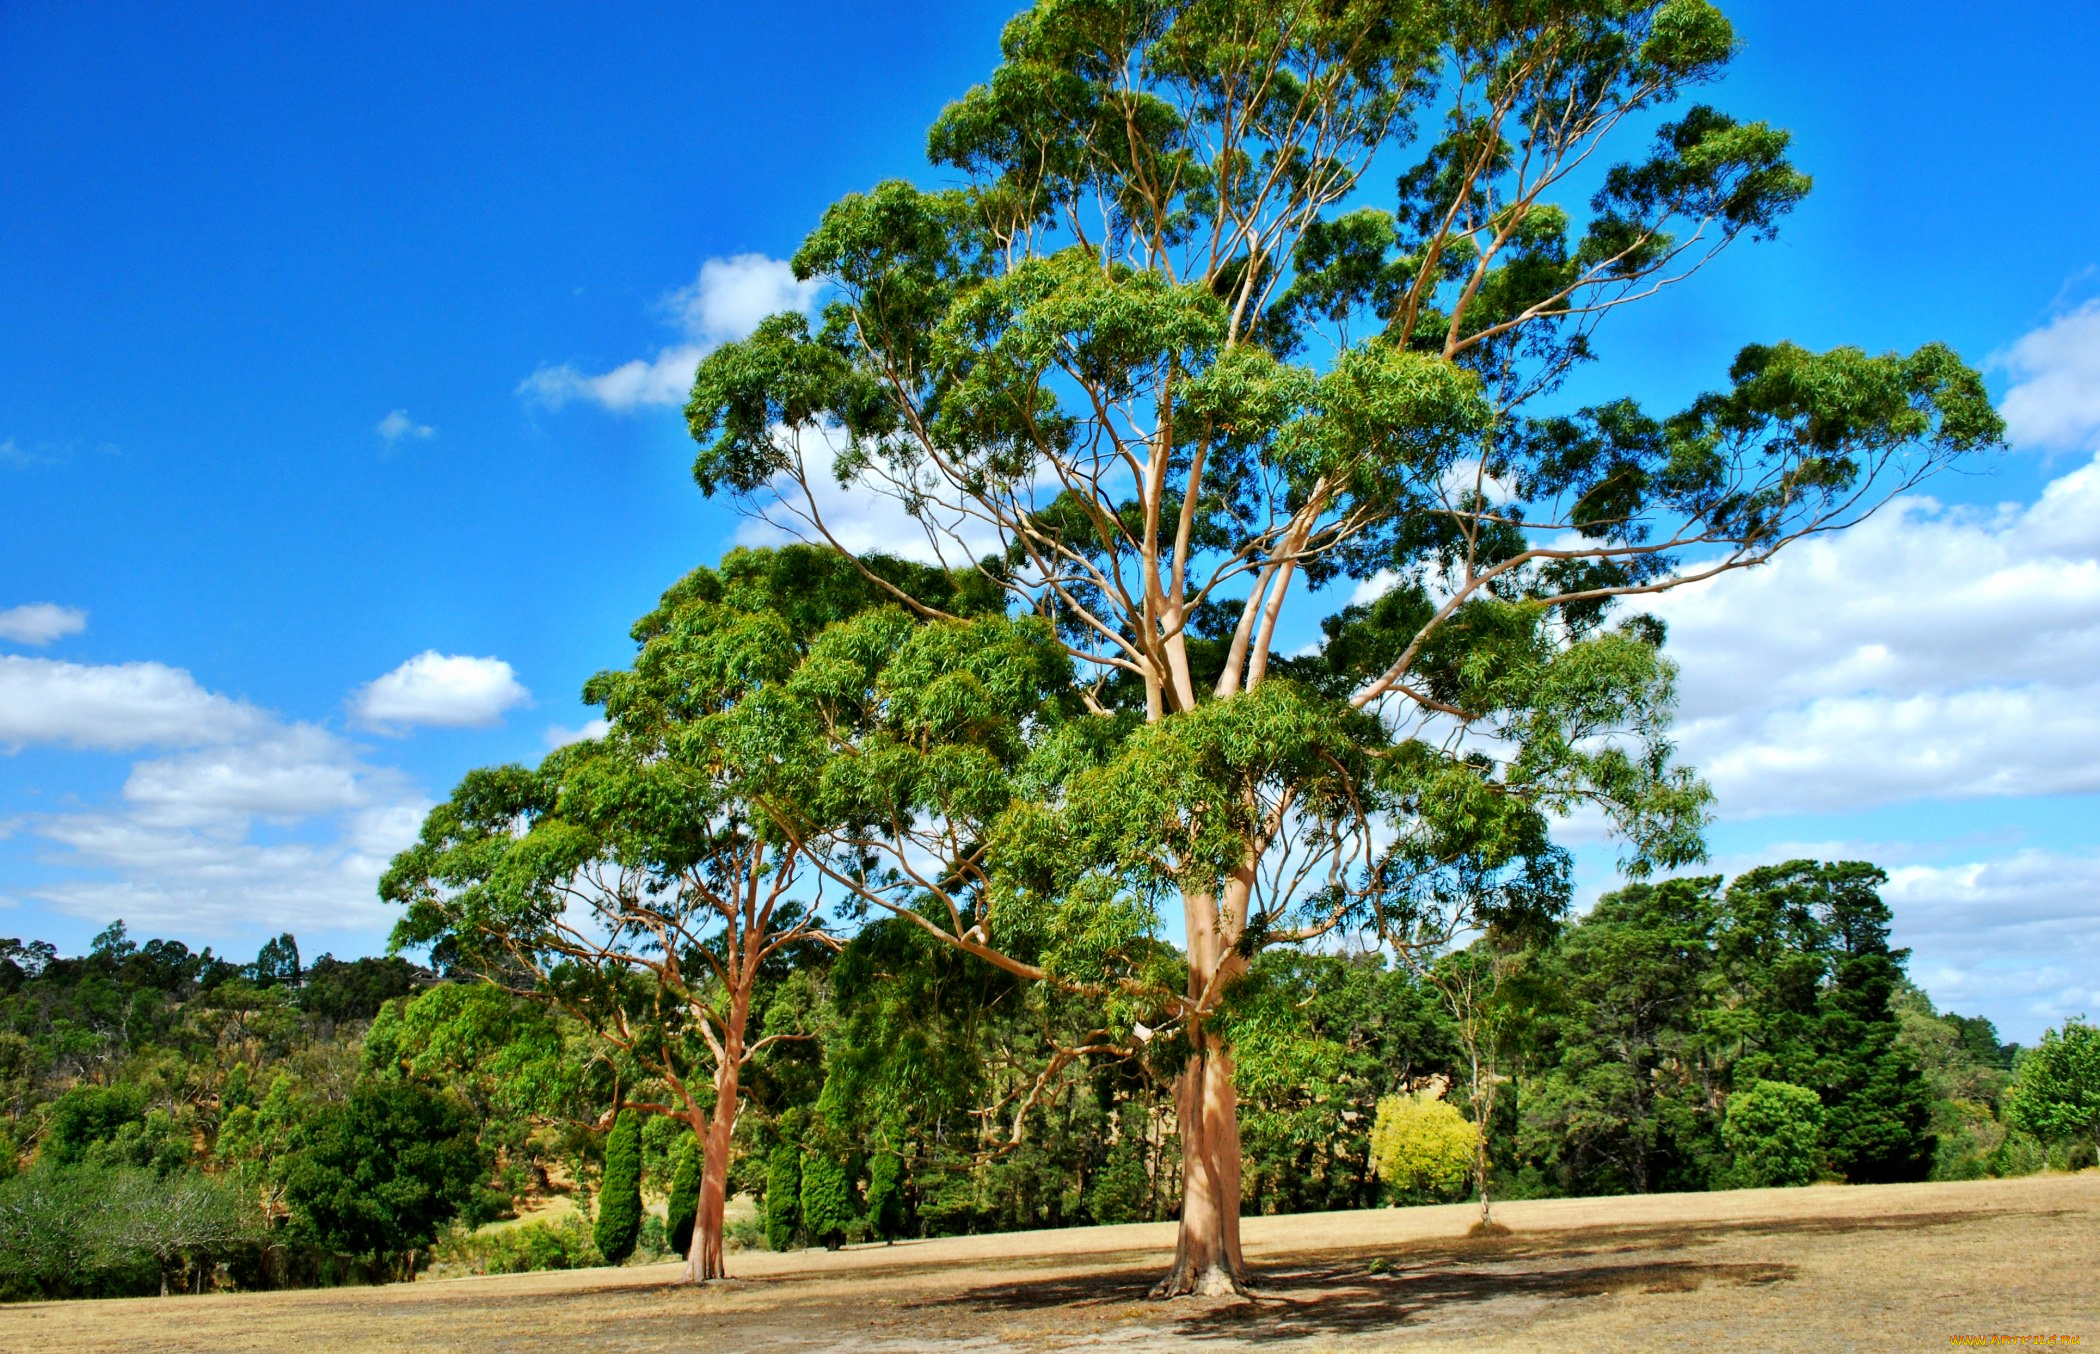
[686,1065,739,1282]
[685,987,748,1283]
[1152,878,1253,1298]
[1151,1028,1250,1296]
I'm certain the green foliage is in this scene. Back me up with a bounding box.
[1721,1080,1823,1187]
[763,1141,801,1251]
[864,1150,904,1242]
[1719,862,1935,1182]
[433,1212,602,1276]
[665,1135,702,1258]
[799,1147,856,1250]
[2004,1020,2100,1152]
[0,1163,259,1299]
[1368,1091,1479,1202]
[283,1081,490,1278]
[1516,876,1727,1194]
[594,1109,644,1265]
[42,1084,149,1165]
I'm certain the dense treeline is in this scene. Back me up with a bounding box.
[2,859,2090,1299]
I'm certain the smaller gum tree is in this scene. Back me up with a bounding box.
[383,548,994,1281]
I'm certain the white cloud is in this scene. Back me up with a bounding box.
[120,727,376,829]
[520,254,823,413]
[351,652,530,732]
[0,603,88,646]
[665,254,823,346]
[520,345,707,413]
[376,409,436,443]
[1883,850,2100,1038]
[31,800,421,936]
[544,717,610,749]
[1999,299,2100,453]
[1645,449,2100,817]
[6,657,429,938]
[0,655,266,751]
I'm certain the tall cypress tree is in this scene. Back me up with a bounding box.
[864,1150,904,1243]
[665,1135,702,1258]
[799,1147,855,1251]
[1720,862,1934,1182]
[763,1140,802,1252]
[594,1110,643,1264]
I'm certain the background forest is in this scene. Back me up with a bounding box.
[0,858,2088,1300]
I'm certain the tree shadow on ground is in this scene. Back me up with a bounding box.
[909,1206,2049,1344]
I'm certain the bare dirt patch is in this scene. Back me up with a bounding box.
[4,1174,2093,1352]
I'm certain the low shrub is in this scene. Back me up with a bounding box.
[431,1213,603,1276]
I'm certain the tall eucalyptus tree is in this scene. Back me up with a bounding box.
[686,0,2001,1294]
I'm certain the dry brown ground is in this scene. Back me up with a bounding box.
[5,1173,2094,1353]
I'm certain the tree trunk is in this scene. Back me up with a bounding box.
[685,1048,741,1281]
[1152,877,1253,1298]
[1151,1027,1249,1297]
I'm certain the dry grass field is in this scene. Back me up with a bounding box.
[4,1173,2094,1353]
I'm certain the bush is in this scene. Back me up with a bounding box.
[1368,1090,1478,1203]
[1987,1129,2047,1177]
[488,1214,601,1274]
[1722,1080,1824,1187]
[638,1213,667,1257]
[41,1085,147,1165]
[665,1136,701,1259]
[430,1212,604,1276]
[594,1110,643,1265]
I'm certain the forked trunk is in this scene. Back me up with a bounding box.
[1151,1027,1250,1297]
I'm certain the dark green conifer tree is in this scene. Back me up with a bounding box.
[594,1110,643,1265]
[763,1140,801,1252]
[799,1147,854,1251]
[665,1135,702,1258]
[863,1151,904,1243]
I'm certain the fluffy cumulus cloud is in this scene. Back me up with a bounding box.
[376,409,436,443]
[544,717,610,749]
[351,651,530,731]
[1884,850,2100,1038]
[520,254,823,412]
[0,603,88,646]
[727,421,1009,567]
[0,655,264,750]
[1642,449,2100,817]
[2,656,429,936]
[1998,298,2100,453]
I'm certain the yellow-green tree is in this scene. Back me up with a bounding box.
[1368,1089,1478,1202]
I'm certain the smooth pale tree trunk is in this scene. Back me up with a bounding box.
[1152,878,1253,1298]
[685,988,749,1283]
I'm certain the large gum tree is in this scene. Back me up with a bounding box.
[685,0,2001,1295]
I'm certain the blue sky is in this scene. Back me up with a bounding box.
[3,2,2097,1038]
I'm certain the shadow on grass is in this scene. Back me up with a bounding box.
[908,1205,2054,1343]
